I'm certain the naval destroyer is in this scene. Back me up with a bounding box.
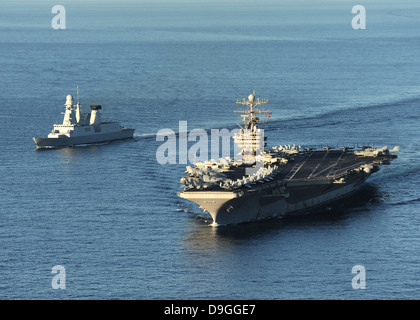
[33,91,135,148]
[178,92,399,225]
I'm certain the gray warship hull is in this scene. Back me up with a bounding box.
[177,92,398,225]
[33,128,135,149]
[33,92,135,149]
[178,149,397,225]
[179,174,366,225]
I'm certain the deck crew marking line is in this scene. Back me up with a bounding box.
[287,152,313,180]
[328,161,367,178]
[307,152,329,180]
[324,151,346,177]
[310,163,337,178]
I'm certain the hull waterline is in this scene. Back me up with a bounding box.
[33,128,135,149]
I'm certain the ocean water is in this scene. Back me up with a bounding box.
[0,0,419,299]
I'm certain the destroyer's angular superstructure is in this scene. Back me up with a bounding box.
[178,92,399,225]
[33,91,134,148]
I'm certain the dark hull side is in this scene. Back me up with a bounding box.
[178,148,398,225]
[179,175,368,225]
[33,128,135,149]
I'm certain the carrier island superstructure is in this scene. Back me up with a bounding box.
[178,92,399,225]
[33,91,134,148]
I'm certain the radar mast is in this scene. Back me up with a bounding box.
[234,92,271,164]
[235,91,271,131]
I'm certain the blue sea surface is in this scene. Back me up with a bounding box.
[0,0,419,299]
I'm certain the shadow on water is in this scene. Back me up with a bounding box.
[185,183,383,244]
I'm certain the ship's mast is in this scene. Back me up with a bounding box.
[62,87,82,126]
[234,92,271,164]
[75,85,81,123]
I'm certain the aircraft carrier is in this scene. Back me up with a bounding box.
[178,92,399,225]
[33,90,135,149]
